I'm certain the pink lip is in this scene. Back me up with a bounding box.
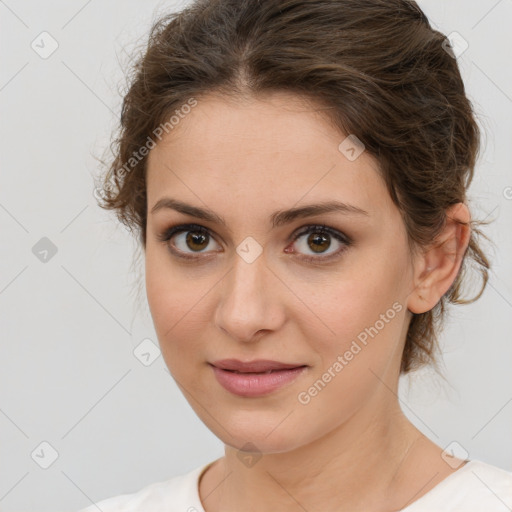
[209,361,308,397]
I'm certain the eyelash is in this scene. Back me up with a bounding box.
[156,223,353,264]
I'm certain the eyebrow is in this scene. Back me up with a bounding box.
[150,197,369,228]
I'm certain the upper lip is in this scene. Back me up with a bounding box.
[210,359,307,373]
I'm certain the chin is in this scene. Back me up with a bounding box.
[208,418,309,456]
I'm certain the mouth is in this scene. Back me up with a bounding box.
[210,358,308,373]
[209,361,309,397]
[222,368,304,374]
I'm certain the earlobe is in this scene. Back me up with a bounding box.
[407,203,471,314]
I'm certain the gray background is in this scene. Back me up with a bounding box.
[1,0,511,510]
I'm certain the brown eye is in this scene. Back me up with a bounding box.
[185,231,209,251]
[306,232,331,253]
[171,229,219,255]
[157,223,221,260]
[288,225,352,263]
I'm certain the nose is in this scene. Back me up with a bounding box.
[214,248,286,343]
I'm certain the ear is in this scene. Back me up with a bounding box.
[407,203,471,314]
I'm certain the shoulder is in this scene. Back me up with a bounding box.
[468,460,512,489]
[74,462,211,512]
[405,460,512,511]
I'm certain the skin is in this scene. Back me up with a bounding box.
[144,91,471,512]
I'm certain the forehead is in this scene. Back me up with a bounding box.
[146,91,392,220]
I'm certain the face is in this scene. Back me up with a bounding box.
[145,91,417,453]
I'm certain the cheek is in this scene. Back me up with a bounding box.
[295,250,408,373]
[309,288,403,370]
[293,279,407,426]
[145,247,207,358]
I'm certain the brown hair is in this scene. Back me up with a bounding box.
[96,0,491,374]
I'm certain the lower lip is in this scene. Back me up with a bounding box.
[210,365,307,397]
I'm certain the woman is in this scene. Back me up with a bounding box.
[80,0,512,510]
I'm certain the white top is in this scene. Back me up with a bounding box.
[76,459,512,511]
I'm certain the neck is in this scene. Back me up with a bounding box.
[200,388,434,512]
